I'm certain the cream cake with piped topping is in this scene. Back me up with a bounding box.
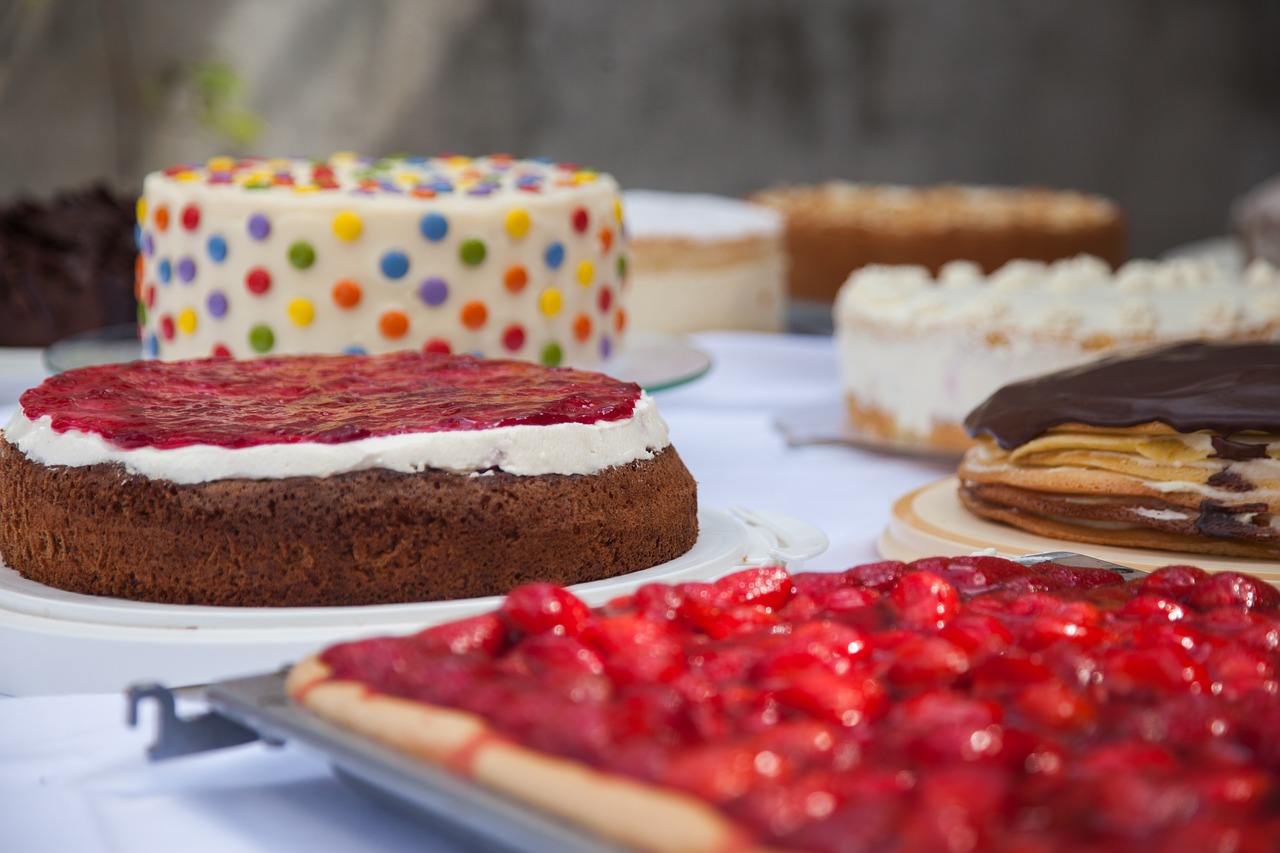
[835,254,1280,453]
[0,351,698,607]
[135,154,628,366]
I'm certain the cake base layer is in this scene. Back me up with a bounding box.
[0,442,699,607]
[845,395,972,454]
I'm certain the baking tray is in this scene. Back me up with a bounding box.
[126,551,1144,852]
[129,671,631,853]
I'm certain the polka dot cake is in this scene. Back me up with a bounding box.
[135,154,629,366]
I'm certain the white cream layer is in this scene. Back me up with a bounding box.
[4,393,670,484]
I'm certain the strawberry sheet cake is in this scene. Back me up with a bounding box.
[287,555,1280,852]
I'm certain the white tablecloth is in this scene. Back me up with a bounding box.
[0,331,953,853]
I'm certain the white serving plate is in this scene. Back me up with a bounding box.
[0,507,826,696]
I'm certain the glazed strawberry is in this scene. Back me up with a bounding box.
[414,612,508,656]
[884,635,970,689]
[499,582,592,637]
[1013,678,1097,732]
[754,621,872,679]
[770,667,888,728]
[890,570,961,631]
[842,559,907,591]
[713,565,793,609]
[1186,571,1280,612]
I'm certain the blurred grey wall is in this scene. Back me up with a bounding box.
[0,0,1277,257]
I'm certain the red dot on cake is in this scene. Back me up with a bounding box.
[181,204,200,231]
[502,324,526,352]
[245,267,271,295]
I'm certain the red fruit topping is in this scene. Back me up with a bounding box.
[890,570,961,631]
[317,557,1280,852]
[21,350,640,450]
[713,565,793,609]
[499,583,592,637]
[415,612,508,656]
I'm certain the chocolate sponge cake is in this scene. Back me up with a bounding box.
[0,351,699,607]
[0,184,138,347]
[959,341,1280,557]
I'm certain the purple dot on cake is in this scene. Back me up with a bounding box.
[247,213,270,241]
[418,277,448,306]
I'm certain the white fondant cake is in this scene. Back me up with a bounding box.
[136,154,629,366]
[622,190,786,334]
[834,254,1280,453]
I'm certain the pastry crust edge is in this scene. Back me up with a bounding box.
[285,656,788,853]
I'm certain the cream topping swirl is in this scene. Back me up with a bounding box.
[4,392,670,484]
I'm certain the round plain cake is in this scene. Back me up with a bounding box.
[622,190,787,334]
[135,154,629,367]
[835,254,1280,453]
[0,352,698,607]
[750,182,1127,304]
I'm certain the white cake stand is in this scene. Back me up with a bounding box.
[0,507,826,696]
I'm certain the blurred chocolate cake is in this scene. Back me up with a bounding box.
[0,184,138,348]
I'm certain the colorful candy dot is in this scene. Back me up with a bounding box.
[598,286,613,313]
[177,257,196,283]
[248,324,275,353]
[332,279,362,309]
[343,345,367,355]
[211,343,232,358]
[503,265,528,294]
[158,259,172,284]
[614,198,623,223]
[615,307,627,333]
[575,260,594,287]
[160,314,176,341]
[287,298,316,326]
[502,324,526,352]
[144,333,159,358]
[545,242,565,270]
[420,213,448,242]
[248,213,270,240]
[136,197,147,225]
[617,254,628,279]
[177,308,197,334]
[571,207,589,233]
[573,313,592,342]
[379,310,409,338]
[418,277,448,306]
[505,208,531,238]
[207,234,228,263]
[207,291,228,318]
[600,335,612,359]
[246,267,271,295]
[181,204,201,231]
[289,241,316,269]
[598,227,614,253]
[155,205,170,232]
[332,211,362,241]
[540,342,563,366]
[142,232,154,257]
[460,300,488,330]
[460,238,486,267]
[381,250,410,279]
[539,288,563,317]
[424,338,452,355]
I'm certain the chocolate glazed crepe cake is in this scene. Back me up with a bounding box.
[958,341,1280,558]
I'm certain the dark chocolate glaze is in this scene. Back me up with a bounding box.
[965,341,1280,449]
